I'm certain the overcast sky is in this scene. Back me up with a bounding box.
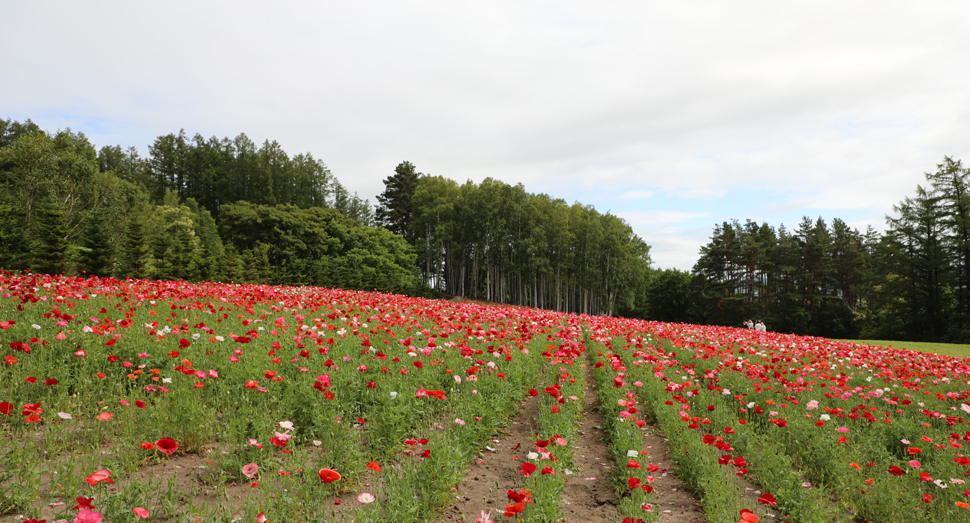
[4,1,970,270]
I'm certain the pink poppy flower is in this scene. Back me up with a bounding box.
[74,509,103,523]
[242,463,259,479]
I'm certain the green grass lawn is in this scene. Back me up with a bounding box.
[846,339,970,357]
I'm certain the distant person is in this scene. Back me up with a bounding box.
[744,319,753,329]
[755,321,766,332]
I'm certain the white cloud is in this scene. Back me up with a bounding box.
[3,1,970,270]
[615,190,655,200]
[616,210,712,228]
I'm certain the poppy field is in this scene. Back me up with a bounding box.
[1,273,970,523]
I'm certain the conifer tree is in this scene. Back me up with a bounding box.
[77,215,114,277]
[375,161,420,240]
[119,218,153,279]
[31,200,71,275]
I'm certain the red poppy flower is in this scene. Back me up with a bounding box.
[73,496,96,509]
[135,400,146,408]
[365,460,381,473]
[179,338,190,348]
[507,490,527,503]
[22,403,43,415]
[757,493,777,506]
[519,463,537,476]
[889,466,904,476]
[628,477,641,489]
[84,469,113,486]
[528,389,538,397]
[540,466,555,475]
[155,437,179,455]
[0,401,13,416]
[140,442,155,450]
[318,468,341,483]
[504,502,525,517]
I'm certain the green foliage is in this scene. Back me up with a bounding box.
[376,161,421,239]
[408,176,651,314]
[643,268,698,323]
[692,218,867,338]
[77,212,115,277]
[144,130,343,217]
[30,199,71,275]
[219,201,419,292]
[118,216,153,279]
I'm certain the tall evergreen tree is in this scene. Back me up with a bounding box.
[118,217,153,279]
[375,161,420,240]
[31,200,71,275]
[77,214,114,277]
[0,201,30,271]
[878,185,950,341]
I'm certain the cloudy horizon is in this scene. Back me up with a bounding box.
[4,1,969,270]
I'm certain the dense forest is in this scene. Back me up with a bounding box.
[687,157,970,344]
[0,119,415,294]
[0,118,651,316]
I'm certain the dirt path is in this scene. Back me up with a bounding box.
[434,397,543,523]
[639,424,709,522]
[435,371,709,523]
[560,375,626,523]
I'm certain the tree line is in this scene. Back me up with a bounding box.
[374,162,653,316]
[686,157,970,343]
[0,119,417,294]
[0,118,654,314]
